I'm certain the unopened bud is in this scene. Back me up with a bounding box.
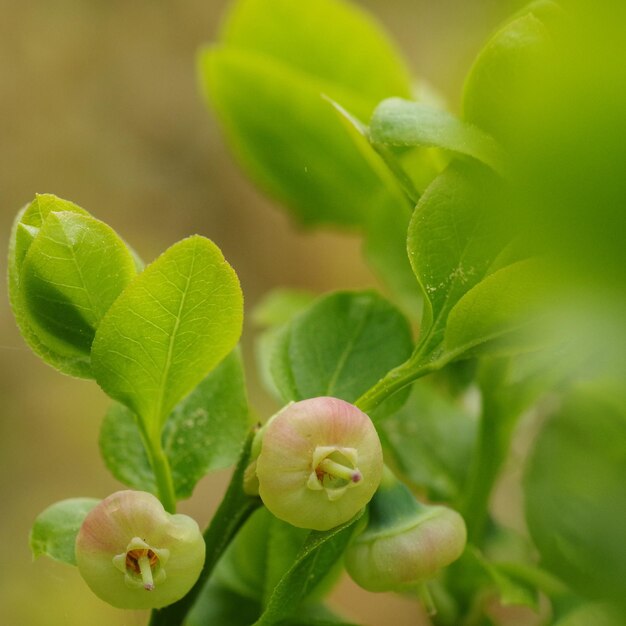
[345,469,466,592]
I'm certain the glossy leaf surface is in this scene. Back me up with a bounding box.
[407,162,508,350]
[20,211,137,358]
[9,195,92,377]
[92,235,243,434]
[270,291,413,416]
[370,98,506,176]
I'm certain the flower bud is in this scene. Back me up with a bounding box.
[75,490,205,609]
[345,469,466,592]
[255,397,383,531]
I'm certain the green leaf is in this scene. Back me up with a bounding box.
[379,381,476,503]
[407,162,509,351]
[463,10,552,144]
[92,235,243,434]
[201,47,386,228]
[19,211,137,359]
[524,383,626,607]
[254,512,363,626]
[201,0,413,231]
[219,0,412,120]
[100,350,250,499]
[329,101,422,315]
[553,603,626,626]
[270,291,413,416]
[214,507,341,609]
[185,583,261,626]
[30,498,100,565]
[213,508,309,604]
[370,98,507,176]
[443,258,553,360]
[253,290,318,400]
[8,195,93,378]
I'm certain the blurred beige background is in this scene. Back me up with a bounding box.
[0,1,519,624]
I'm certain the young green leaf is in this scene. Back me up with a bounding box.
[408,162,509,352]
[19,211,138,358]
[270,291,413,416]
[30,498,100,565]
[92,235,243,435]
[201,47,383,228]
[8,195,92,377]
[253,512,363,626]
[201,0,414,231]
[329,100,422,315]
[370,98,507,176]
[443,258,553,360]
[463,10,553,145]
[100,350,250,499]
[525,383,626,607]
[220,0,412,116]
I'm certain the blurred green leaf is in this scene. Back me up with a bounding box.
[19,211,137,359]
[252,289,317,328]
[100,350,249,499]
[270,291,413,417]
[220,0,411,115]
[200,0,413,230]
[30,498,100,566]
[379,381,476,503]
[370,98,506,176]
[202,47,388,228]
[469,547,539,609]
[443,258,553,360]
[92,236,243,434]
[553,602,626,626]
[463,10,552,144]
[8,195,92,378]
[407,163,508,352]
[524,383,626,607]
[254,512,363,626]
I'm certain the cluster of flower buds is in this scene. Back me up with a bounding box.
[345,467,467,592]
[75,490,205,609]
[248,397,384,531]
[75,399,466,609]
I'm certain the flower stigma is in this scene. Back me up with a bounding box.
[112,537,169,591]
[307,445,362,501]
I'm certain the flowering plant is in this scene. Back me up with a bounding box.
[12,1,625,625]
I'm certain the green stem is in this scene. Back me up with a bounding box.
[461,397,520,543]
[148,431,261,626]
[147,438,177,515]
[136,417,177,514]
[355,353,447,415]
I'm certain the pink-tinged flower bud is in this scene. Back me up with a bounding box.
[255,397,383,531]
[345,469,466,592]
[75,490,205,609]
